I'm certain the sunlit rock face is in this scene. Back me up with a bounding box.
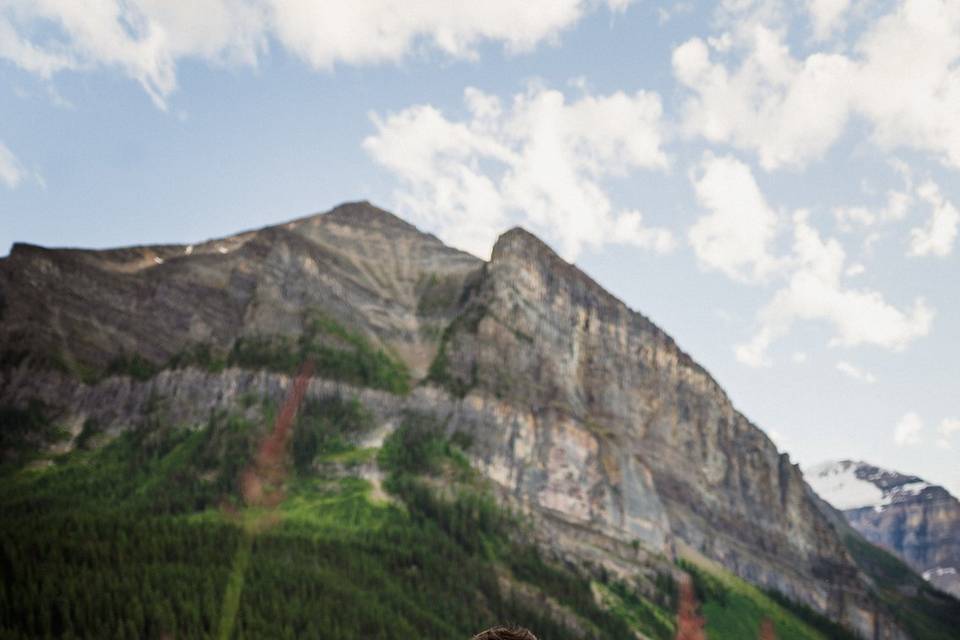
[809,460,960,598]
[0,203,911,638]
[434,227,901,637]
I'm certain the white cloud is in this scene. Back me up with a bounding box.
[908,179,959,257]
[688,154,781,282]
[835,360,876,383]
[807,0,852,40]
[364,85,673,260]
[672,28,855,170]
[791,351,808,364]
[0,0,630,107]
[938,418,960,449]
[768,428,788,449]
[0,141,25,189]
[674,0,960,172]
[894,411,924,446]
[736,211,933,366]
[941,418,960,437]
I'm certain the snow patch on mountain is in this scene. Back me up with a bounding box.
[806,460,886,509]
[922,567,957,580]
[806,460,934,511]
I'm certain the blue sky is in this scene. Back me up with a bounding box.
[1,0,958,494]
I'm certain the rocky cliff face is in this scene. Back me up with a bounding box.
[808,460,960,598]
[0,203,916,638]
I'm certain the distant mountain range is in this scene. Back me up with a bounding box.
[807,460,960,599]
[2,202,958,639]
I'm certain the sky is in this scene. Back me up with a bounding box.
[1,0,958,495]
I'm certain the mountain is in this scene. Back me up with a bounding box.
[807,460,960,598]
[2,202,958,639]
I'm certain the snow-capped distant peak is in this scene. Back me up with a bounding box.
[805,460,935,511]
[806,460,885,510]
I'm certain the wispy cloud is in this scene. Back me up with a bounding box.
[835,361,877,384]
[909,179,959,258]
[0,141,25,189]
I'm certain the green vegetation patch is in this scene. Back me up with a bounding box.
[0,400,70,466]
[678,558,848,640]
[291,394,373,473]
[593,579,676,640]
[425,304,487,397]
[12,309,410,395]
[415,271,464,317]
[0,408,267,518]
[105,352,160,381]
[225,311,410,394]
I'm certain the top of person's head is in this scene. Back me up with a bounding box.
[471,626,537,640]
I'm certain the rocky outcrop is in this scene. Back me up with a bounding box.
[808,460,960,598]
[0,203,918,638]
[0,201,481,379]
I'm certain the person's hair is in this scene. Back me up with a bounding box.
[471,626,537,640]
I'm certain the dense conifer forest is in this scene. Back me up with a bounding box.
[0,397,675,639]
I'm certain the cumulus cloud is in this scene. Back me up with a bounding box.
[735,210,933,367]
[0,0,630,107]
[364,85,673,259]
[0,142,25,189]
[689,154,782,282]
[835,360,876,383]
[673,0,960,171]
[938,418,960,449]
[683,156,933,367]
[672,28,854,170]
[908,180,959,257]
[894,412,924,446]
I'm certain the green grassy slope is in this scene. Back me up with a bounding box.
[677,557,857,640]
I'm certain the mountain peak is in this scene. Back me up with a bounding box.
[807,459,936,510]
[319,200,420,232]
[491,226,556,260]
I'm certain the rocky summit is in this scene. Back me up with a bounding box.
[2,202,958,639]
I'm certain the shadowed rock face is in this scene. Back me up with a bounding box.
[0,203,911,638]
[848,489,960,598]
[0,201,481,379]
